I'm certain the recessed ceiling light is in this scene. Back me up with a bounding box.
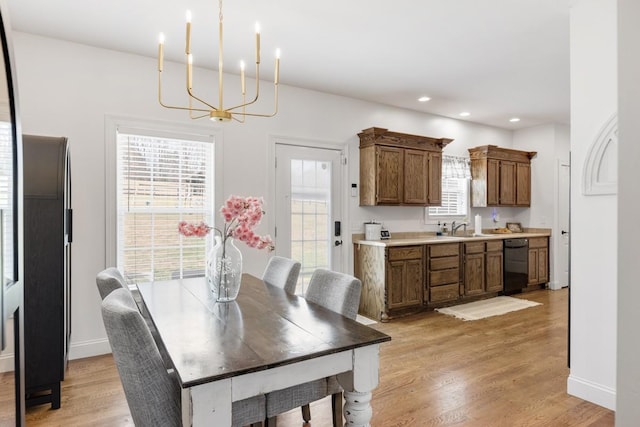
[509,117,521,123]
[459,112,470,117]
[418,96,431,102]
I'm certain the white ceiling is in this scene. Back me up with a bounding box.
[8,0,570,130]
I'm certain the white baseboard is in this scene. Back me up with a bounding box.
[68,338,112,360]
[548,281,566,290]
[567,374,616,410]
[0,352,15,373]
[0,338,112,373]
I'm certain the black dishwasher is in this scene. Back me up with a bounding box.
[503,238,528,295]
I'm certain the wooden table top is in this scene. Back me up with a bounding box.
[137,274,390,388]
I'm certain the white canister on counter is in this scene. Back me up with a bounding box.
[364,222,382,240]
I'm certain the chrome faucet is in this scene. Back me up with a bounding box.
[450,221,468,236]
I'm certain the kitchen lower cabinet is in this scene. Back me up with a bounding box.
[354,243,425,321]
[463,240,503,295]
[387,246,423,309]
[427,243,461,304]
[463,242,485,296]
[485,241,504,292]
[528,237,549,285]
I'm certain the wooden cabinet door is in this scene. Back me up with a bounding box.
[376,146,403,204]
[464,253,485,295]
[516,162,531,206]
[428,152,442,205]
[486,250,503,292]
[499,161,516,205]
[537,248,548,283]
[404,259,424,306]
[528,248,539,285]
[387,259,422,309]
[487,159,500,205]
[403,149,428,204]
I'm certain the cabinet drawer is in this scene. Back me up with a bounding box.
[529,237,547,249]
[430,269,459,286]
[464,241,485,254]
[430,283,459,302]
[388,246,423,261]
[429,243,459,257]
[430,256,459,271]
[486,241,503,252]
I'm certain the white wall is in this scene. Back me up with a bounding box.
[512,123,570,289]
[567,0,617,410]
[9,32,519,361]
[617,0,640,423]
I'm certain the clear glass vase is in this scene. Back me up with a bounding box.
[207,236,243,302]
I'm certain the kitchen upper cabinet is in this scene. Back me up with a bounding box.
[469,145,536,207]
[359,127,452,206]
[376,146,403,204]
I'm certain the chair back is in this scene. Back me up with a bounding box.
[101,288,181,427]
[96,267,127,300]
[262,256,301,294]
[305,269,362,320]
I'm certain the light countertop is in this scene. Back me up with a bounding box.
[353,229,551,247]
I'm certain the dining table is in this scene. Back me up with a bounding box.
[136,273,391,427]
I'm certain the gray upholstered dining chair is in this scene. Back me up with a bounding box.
[102,288,266,427]
[265,269,363,427]
[96,267,128,300]
[261,256,301,294]
[102,288,182,427]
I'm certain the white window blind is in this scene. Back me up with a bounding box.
[116,131,214,282]
[0,121,13,282]
[428,177,469,217]
[426,155,470,221]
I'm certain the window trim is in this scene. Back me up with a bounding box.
[105,115,223,271]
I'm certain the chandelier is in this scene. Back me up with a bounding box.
[157,0,280,122]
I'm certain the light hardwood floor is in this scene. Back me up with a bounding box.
[1,288,614,426]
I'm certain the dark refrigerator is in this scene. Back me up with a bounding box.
[22,135,71,409]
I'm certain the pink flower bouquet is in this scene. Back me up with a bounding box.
[178,195,274,251]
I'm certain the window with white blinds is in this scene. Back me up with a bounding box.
[0,121,14,283]
[428,177,469,217]
[116,131,215,282]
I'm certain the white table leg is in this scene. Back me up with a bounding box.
[183,378,232,426]
[337,344,381,427]
[343,391,373,426]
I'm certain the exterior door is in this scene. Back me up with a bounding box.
[275,144,343,295]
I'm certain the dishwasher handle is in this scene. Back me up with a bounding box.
[504,238,528,248]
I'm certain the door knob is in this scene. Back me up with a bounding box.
[334,240,343,246]
[561,230,569,235]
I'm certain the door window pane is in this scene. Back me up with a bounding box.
[290,159,331,293]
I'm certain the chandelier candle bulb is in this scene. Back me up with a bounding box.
[255,22,261,63]
[240,61,246,95]
[275,49,280,84]
[187,54,193,89]
[185,10,192,54]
